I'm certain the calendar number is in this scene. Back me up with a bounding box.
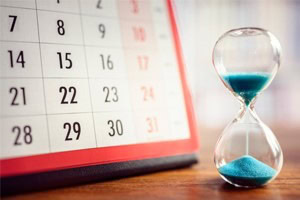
[57,20,65,36]
[8,50,25,68]
[146,117,158,133]
[141,86,155,101]
[59,86,78,104]
[100,54,113,70]
[137,55,148,70]
[133,26,146,42]
[9,15,17,32]
[10,87,26,106]
[98,24,106,38]
[96,0,103,9]
[57,52,72,69]
[12,125,32,146]
[103,86,118,103]
[131,0,139,14]
[63,122,81,141]
[107,120,123,136]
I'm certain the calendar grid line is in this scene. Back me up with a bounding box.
[0,76,166,81]
[0,40,173,51]
[0,5,164,24]
[77,0,99,148]
[34,0,52,153]
[0,107,168,119]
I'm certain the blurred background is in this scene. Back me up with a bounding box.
[174,0,300,130]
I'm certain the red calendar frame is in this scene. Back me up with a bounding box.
[0,0,199,178]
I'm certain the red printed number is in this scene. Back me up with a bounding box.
[137,55,148,70]
[131,0,139,14]
[146,117,158,133]
[141,86,155,101]
[132,26,146,42]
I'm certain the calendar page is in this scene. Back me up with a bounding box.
[0,0,198,179]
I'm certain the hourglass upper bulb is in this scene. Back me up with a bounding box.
[212,27,281,106]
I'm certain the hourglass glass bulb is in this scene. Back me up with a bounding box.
[212,27,283,188]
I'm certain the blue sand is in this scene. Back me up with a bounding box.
[222,72,271,106]
[218,155,277,187]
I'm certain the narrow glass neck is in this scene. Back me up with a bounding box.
[236,103,259,123]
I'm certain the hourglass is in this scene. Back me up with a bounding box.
[212,27,283,187]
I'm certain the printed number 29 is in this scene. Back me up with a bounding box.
[64,122,81,141]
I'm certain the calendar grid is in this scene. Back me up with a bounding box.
[33,0,51,152]
[0,0,191,160]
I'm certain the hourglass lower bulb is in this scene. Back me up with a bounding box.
[212,27,283,187]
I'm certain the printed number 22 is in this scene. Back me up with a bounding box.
[59,86,77,104]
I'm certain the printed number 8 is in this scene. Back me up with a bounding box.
[57,20,65,36]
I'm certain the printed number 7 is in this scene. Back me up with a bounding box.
[9,15,17,32]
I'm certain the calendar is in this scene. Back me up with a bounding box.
[0,0,198,194]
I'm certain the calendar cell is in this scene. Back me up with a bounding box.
[0,115,49,159]
[125,49,161,79]
[0,41,42,78]
[160,48,179,79]
[0,7,39,42]
[118,0,152,21]
[119,21,156,49]
[80,0,118,18]
[40,43,87,78]
[85,46,127,78]
[89,79,131,112]
[37,10,83,45]
[0,79,46,117]
[134,110,169,143]
[154,22,174,49]
[167,107,190,140]
[43,79,92,114]
[36,0,80,14]
[164,78,185,108]
[81,16,122,47]
[47,113,96,152]
[151,0,168,23]
[130,80,166,110]
[94,112,136,147]
[0,0,36,9]
[161,60,179,79]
